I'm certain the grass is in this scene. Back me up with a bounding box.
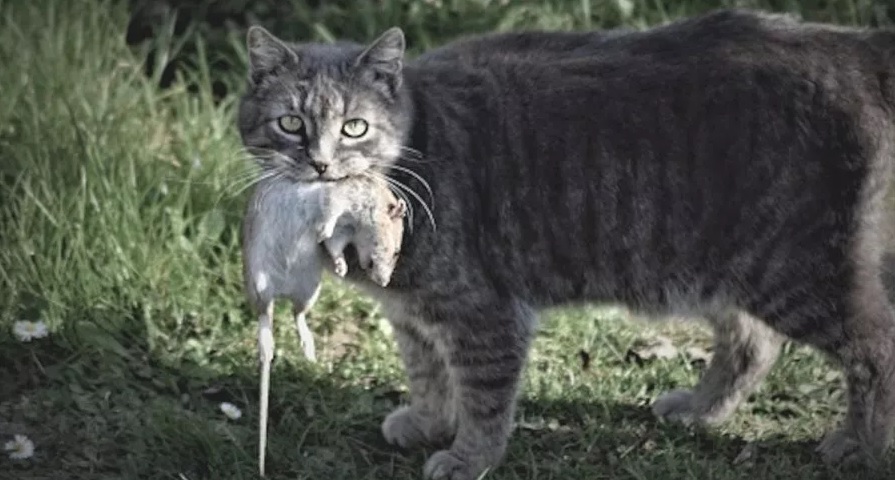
[1,0,894,478]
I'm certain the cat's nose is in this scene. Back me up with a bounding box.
[310,161,328,175]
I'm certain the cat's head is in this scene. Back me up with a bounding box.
[238,26,410,182]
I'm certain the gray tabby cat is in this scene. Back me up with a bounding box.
[237,9,895,479]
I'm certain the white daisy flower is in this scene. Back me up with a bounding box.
[13,320,49,342]
[219,402,242,420]
[4,434,35,460]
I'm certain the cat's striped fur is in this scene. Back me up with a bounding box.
[239,9,895,479]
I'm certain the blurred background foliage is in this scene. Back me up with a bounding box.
[123,0,895,100]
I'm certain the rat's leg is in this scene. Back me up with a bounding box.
[258,300,275,476]
[294,310,316,362]
[323,233,352,278]
[293,283,321,362]
[317,193,346,242]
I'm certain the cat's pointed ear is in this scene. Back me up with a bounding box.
[246,26,296,83]
[355,27,406,95]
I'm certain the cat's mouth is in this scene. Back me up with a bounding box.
[300,171,365,184]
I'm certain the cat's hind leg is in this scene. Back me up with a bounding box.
[653,310,783,425]
[813,277,895,466]
[749,249,895,467]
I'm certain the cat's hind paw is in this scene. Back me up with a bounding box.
[652,388,735,426]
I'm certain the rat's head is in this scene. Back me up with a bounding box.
[366,198,407,287]
[237,26,411,183]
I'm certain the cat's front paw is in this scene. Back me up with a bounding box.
[817,428,864,466]
[382,406,452,449]
[423,450,484,480]
[651,389,698,425]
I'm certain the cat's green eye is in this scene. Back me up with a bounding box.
[278,115,303,134]
[341,118,368,138]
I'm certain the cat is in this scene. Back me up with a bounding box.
[238,9,895,480]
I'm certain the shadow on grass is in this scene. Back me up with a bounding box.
[1,312,892,480]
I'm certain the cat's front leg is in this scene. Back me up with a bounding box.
[420,299,534,480]
[382,312,456,449]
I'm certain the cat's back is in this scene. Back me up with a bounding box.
[395,8,895,307]
[410,8,891,87]
[413,28,631,66]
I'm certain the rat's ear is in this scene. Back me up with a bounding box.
[387,199,408,219]
[246,26,297,84]
[354,27,405,97]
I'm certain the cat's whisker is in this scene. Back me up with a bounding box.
[384,164,434,202]
[366,171,416,232]
[226,170,278,198]
[384,178,416,232]
[383,174,436,231]
[398,146,429,163]
[223,165,271,189]
[254,170,286,212]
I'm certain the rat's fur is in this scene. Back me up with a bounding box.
[240,173,404,476]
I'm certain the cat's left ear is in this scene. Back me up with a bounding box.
[355,27,406,96]
[246,26,298,85]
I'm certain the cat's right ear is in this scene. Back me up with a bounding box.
[354,27,406,97]
[246,26,297,84]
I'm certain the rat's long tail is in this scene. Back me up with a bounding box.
[258,303,275,477]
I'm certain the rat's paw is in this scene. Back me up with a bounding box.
[333,257,348,277]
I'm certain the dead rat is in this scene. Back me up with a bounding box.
[241,174,405,476]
